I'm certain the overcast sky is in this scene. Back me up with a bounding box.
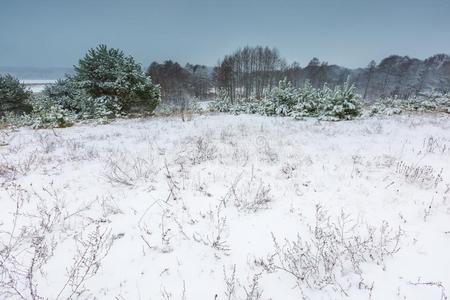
[1,0,449,69]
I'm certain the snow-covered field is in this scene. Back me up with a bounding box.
[1,113,449,299]
[21,79,56,93]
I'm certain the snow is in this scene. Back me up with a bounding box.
[1,113,449,299]
[20,79,56,93]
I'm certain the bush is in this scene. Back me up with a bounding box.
[73,44,160,114]
[263,79,299,116]
[43,77,87,112]
[0,74,32,116]
[0,111,35,129]
[30,96,76,128]
[212,89,232,112]
[212,79,361,120]
[43,78,122,120]
[368,93,450,116]
[154,97,204,118]
[320,81,360,120]
[290,81,321,118]
[268,205,402,293]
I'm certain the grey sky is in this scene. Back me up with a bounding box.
[1,0,449,69]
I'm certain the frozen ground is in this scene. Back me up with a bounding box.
[0,113,449,299]
[21,79,56,93]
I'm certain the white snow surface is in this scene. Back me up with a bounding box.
[1,113,449,299]
[21,79,56,93]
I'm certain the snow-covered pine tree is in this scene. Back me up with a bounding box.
[291,80,321,118]
[0,74,32,116]
[320,80,361,120]
[263,78,298,116]
[73,44,160,114]
[43,77,88,113]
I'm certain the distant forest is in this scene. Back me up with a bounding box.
[3,47,450,102]
[148,47,450,102]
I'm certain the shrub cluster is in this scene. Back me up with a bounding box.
[154,97,203,116]
[212,79,361,120]
[367,93,450,115]
[1,45,160,128]
[35,77,123,126]
[267,205,402,294]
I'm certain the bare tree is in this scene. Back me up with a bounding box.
[214,46,286,101]
[363,60,376,99]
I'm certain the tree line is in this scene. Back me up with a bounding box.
[146,61,212,105]
[149,47,450,102]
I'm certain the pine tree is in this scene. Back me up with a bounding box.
[264,79,298,116]
[0,74,32,116]
[73,44,160,113]
[43,77,87,112]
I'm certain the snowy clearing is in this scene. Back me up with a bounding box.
[1,113,449,299]
[21,79,57,93]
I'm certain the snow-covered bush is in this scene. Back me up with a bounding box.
[320,81,361,120]
[43,77,86,112]
[228,97,261,115]
[290,81,321,118]
[211,79,361,120]
[262,79,298,116]
[368,93,450,115]
[267,205,402,293]
[189,97,203,113]
[0,78,78,128]
[155,97,203,116]
[30,96,77,128]
[211,89,232,112]
[1,93,118,129]
[104,152,156,186]
[79,95,122,120]
[0,111,35,129]
[73,44,160,114]
[44,78,122,120]
[0,74,32,116]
